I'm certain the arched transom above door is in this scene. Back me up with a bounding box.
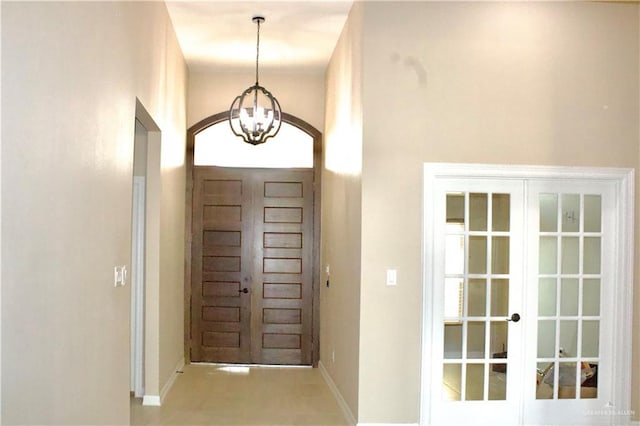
[194,120,314,168]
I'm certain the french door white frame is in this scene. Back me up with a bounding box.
[420,163,634,426]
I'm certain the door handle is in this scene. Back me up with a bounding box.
[507,313,521,322]
[239,288,249,294]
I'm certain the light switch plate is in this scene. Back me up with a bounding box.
[114,265,127,287]
[386,269,397,286]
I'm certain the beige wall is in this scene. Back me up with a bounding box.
[322,2,364,420]
[1,2,187,424]
[324,1,640,423]
[188,69,325,130]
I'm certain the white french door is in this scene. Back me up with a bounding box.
[522,180,616,425]
[421,164,633,426]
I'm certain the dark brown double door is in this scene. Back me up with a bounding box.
[190,167,314,365]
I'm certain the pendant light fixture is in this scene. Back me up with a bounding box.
[229,16,282,145]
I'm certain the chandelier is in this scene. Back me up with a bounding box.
[229,16,282,145]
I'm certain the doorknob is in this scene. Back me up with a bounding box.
[507,313,521,322]
[239,288,249,294]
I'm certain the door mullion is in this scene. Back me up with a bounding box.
[483,192,493,401]
[461,192,469,400]
[249,172,262,364]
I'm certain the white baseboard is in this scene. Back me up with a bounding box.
[358,423,419,426]
[160,357,185,403]
[358,424,419,426]
[319,361,357,426]
[142,357,185,407]
[142,395,161,406]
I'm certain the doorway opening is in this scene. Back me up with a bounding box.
[421,163,634,426]
[131,100,163,407]
[185,112,322,366]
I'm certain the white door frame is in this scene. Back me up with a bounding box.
[420,163,634,425]
[133,100,166,406]
[131,176,146,397]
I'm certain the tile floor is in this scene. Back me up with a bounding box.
[131,364,349,426]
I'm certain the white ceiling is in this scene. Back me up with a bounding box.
[165,1,354,72]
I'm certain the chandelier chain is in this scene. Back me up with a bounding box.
[255,18,261,85]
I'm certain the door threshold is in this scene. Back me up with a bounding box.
[190,362,312,369]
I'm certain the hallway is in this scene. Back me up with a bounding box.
[131,364,349,425]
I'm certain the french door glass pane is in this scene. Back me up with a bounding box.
[445,278,463,319]
[470,193,488,231]
[468,322,486,358]
[443,363,462,401]
[446,236,465,275]
[583,237,601,274]
[539,194,558,232]
[490,279,509,317]
[466,364,485,400]
[468,279,486,316]
[492,194,510,232]
[490,321,508,356]
[584,195,601,232]
[583,279,601,316]
[561,237,579,274]
[536,362,555,399]
[558,362,577,399]
[469,236,487,274]
[488,366,507,400]
[582,321,600,357]
[444,324,462,359]
[491,237,509,274]
[539,237,557,274]
[582,362,598,399]
[537,320,556,358]
[561,194,580,232]
[447,193,465,224]
[559,320,578,355]
[538,278,556,316]
[560,279,579,316]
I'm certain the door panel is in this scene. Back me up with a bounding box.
[430,179,525,425]
[251,170,313,365]
[523,181,615,424]
[191,167,314,365]
[191,169,252,363]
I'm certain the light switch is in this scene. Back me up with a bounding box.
[386,269,397,286]
[114,265,127,287]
